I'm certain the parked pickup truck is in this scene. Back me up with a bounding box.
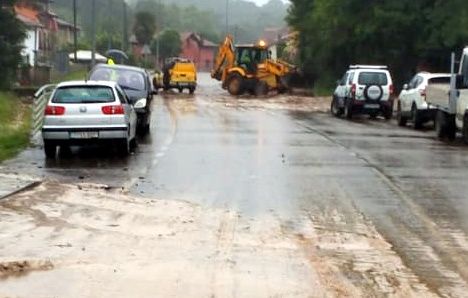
[426,47,468,143]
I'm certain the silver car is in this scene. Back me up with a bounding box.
[42,81,142,158]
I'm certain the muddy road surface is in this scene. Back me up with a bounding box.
[1,73,468,297]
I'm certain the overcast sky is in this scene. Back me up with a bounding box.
[246,0,289,6]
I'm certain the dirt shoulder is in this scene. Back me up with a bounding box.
[0,181,436,297]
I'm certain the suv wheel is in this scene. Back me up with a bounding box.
[412,105,423,129]
[331,96,343,117]
[344,99,353,120]
[397,102,407,127]
[364,85,383,101]
[383,106,393,120]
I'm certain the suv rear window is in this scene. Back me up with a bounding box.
[358,72,388,85]
[428,77,450,84]
[52,86,115,104]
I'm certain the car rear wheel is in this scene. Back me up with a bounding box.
[117,139,130,156]
[436,110,456,141]
[463,116,468,144]
[44,141,56,159]
[189,87,195,95]
[397,102,407,127]
[412,105,423,129]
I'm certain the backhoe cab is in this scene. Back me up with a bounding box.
[211,35,295,96]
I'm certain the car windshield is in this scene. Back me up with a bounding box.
[52,86,115,104]
[358,72,388,85]
[90,68,146,91]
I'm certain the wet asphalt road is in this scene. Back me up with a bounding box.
[2,73,468,295]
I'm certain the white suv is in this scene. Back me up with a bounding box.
[397,72,450,129]
[332,65,394,119]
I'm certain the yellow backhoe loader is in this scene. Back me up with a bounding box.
[211,35,296,96]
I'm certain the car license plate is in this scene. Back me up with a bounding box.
[364,104,380,109]
[70,131,99,139]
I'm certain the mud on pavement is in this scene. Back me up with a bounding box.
[0,181,437,297]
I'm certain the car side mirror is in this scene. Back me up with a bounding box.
[455,74,466,89]
[134,98,147,109]
[403,84,409,90]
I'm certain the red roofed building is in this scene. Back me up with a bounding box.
[15,4,45,65]
[180,33,217,72]
[15,1,80,66]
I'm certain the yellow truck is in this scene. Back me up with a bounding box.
[163,57,197,94]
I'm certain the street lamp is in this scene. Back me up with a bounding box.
[73,0,77,62]
[91,0,96,66]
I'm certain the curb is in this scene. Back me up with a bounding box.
[0,181,42,201]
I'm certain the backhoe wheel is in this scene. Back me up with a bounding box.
[226,73,245,96]
[254,81,268,97]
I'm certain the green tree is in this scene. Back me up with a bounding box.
[0,0,26,89]
[287,0,468,89]
[133,11,156,45]
[152,29,181,60]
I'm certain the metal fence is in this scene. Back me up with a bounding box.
[31,84,56,138]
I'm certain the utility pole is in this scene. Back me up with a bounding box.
[225,0,229,35]
[156,0,161,67]
[91,0,96,66]
[122,1,127,52]
[73,0,77,61]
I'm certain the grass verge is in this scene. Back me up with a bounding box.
[0,92,31,162]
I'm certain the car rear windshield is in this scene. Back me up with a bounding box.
[52,86,115,104]
[89,68,146,91]
[428,77,450,84]
[358,72,388,85]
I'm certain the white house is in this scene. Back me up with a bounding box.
[15,6,44,66]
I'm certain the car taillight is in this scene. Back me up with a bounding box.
[102,105,124,115]
[351,84,357,99]
[44,105,65,116]
[420,88,427,100]
[389,84,394,95]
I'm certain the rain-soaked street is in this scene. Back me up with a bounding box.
[1,73,468,297]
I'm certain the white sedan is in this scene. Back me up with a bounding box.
[42,80,144,158]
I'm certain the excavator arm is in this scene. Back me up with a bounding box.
[211,35,236,82]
